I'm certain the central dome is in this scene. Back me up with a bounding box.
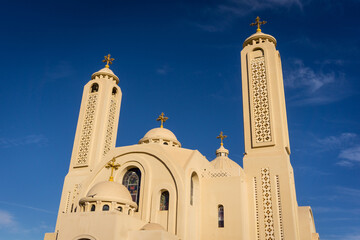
[139,127,181,147]
[79,181,137,208]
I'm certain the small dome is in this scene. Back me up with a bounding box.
[243,31,277,48]
[79,181,136,208]
[139,127,181,147]
[91,67,119,84]
[211,145,240,169]
[141,223,165,231]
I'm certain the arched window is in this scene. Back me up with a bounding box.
[112,87,117,95]
[102,204,109,211]
[91,83,99,93]
[218,205,224,228]
[190,173,199,206]
[90,204,96,212]
[160,191,169,211]
[117,206,123,212]
[123,168,141,206]
[190,177,194,205]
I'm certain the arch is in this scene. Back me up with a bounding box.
[190,172,199,206]
[218,204,224,228]
[122,168,142,206]
[90,204,96,212]
[112,87,117,96]
[252,48,264,58]
[117,206,123,212]
[91,83,99,93]
[73,235,97,240]
[102,204,109,211]
[160,190,170,211]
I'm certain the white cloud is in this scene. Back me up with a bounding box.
[156,65,171,75]
[339,146,360,163]
[284,59,349,105]
[0,210,16,228]
[317,133,357,148]
[0,134,48,148]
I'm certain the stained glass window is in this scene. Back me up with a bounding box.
[123,168,141,206]
[218,205,224,228]
[160,191,169,211]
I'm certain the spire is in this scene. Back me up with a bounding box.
[216,131,227,146]
[250,16,267,33]
[91,54,119,83]
[156,112,168,128]
[105,158,120,182]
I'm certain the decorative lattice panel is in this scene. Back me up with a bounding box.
[276,175,284,240]
[254,177,260,240]
[76,94,98,166]
[103,98,117,155]
[261,168,275,240]
[251,57,272,144]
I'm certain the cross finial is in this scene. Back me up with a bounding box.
[102,54,115,68]
[105,158,120,182]
[216,131,228,146]
[156,112,168,128]
[250,16,267,33]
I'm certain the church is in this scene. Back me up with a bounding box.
[44,18,320,240]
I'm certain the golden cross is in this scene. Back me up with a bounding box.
[156,112,168,128]
[250,16,267,33]
[216,131,227,146]
[102,54,115,68]
[105,158,120,182]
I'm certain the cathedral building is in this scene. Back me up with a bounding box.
[44,18,320,240]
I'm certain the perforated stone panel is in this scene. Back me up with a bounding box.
[254,177,260,240]
[276,175,284,240]
[76,93,98,166]
[261,168,275,240]
[103,98,117,156]
[251,57,272,144]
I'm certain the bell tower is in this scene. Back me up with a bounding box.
[241,18,301,240]
[69,54,122,170]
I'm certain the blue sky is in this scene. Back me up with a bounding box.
[0,0,359,239]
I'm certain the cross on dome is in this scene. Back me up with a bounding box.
[250,16,267,33]
[103,54,115,68]
[156,112,168,128]
[105,158,120,182]
[217,131,227,146]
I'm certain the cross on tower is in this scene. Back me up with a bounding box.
[156,112,168,128]
[217,131,228,146]
[250,16,267,33]
[103,54,115,68]
[105,158,120,182]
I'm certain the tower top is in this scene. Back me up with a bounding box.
[250,16,267,33]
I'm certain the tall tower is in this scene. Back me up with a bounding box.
[241,18,300,239]
[54,55,122,229]
[69,54,122,170]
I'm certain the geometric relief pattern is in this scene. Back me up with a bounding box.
[261,168,275,240]
[276,175,284,240]
[254,177,260,240]
[103,98,117,155]
[251,57,272,143]
[76,94,98,165]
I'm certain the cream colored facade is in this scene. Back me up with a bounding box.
[44,29,320,240]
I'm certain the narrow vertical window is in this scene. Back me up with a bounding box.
[91,83,99,93]
[218,205,224,228]
[112,87,117,96]
[123,168,142,206]
[90,204,96,212]
[160,191,169,211]
[190,177,194,205]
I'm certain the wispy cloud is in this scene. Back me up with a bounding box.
[0,134,48,148]
[0,210,16,228]
[189,0,304,32]
[0,201,55,215]
[156,65,172,75]
[284,59,349,105]
[316,133,357,150]
[338,146,360,166]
